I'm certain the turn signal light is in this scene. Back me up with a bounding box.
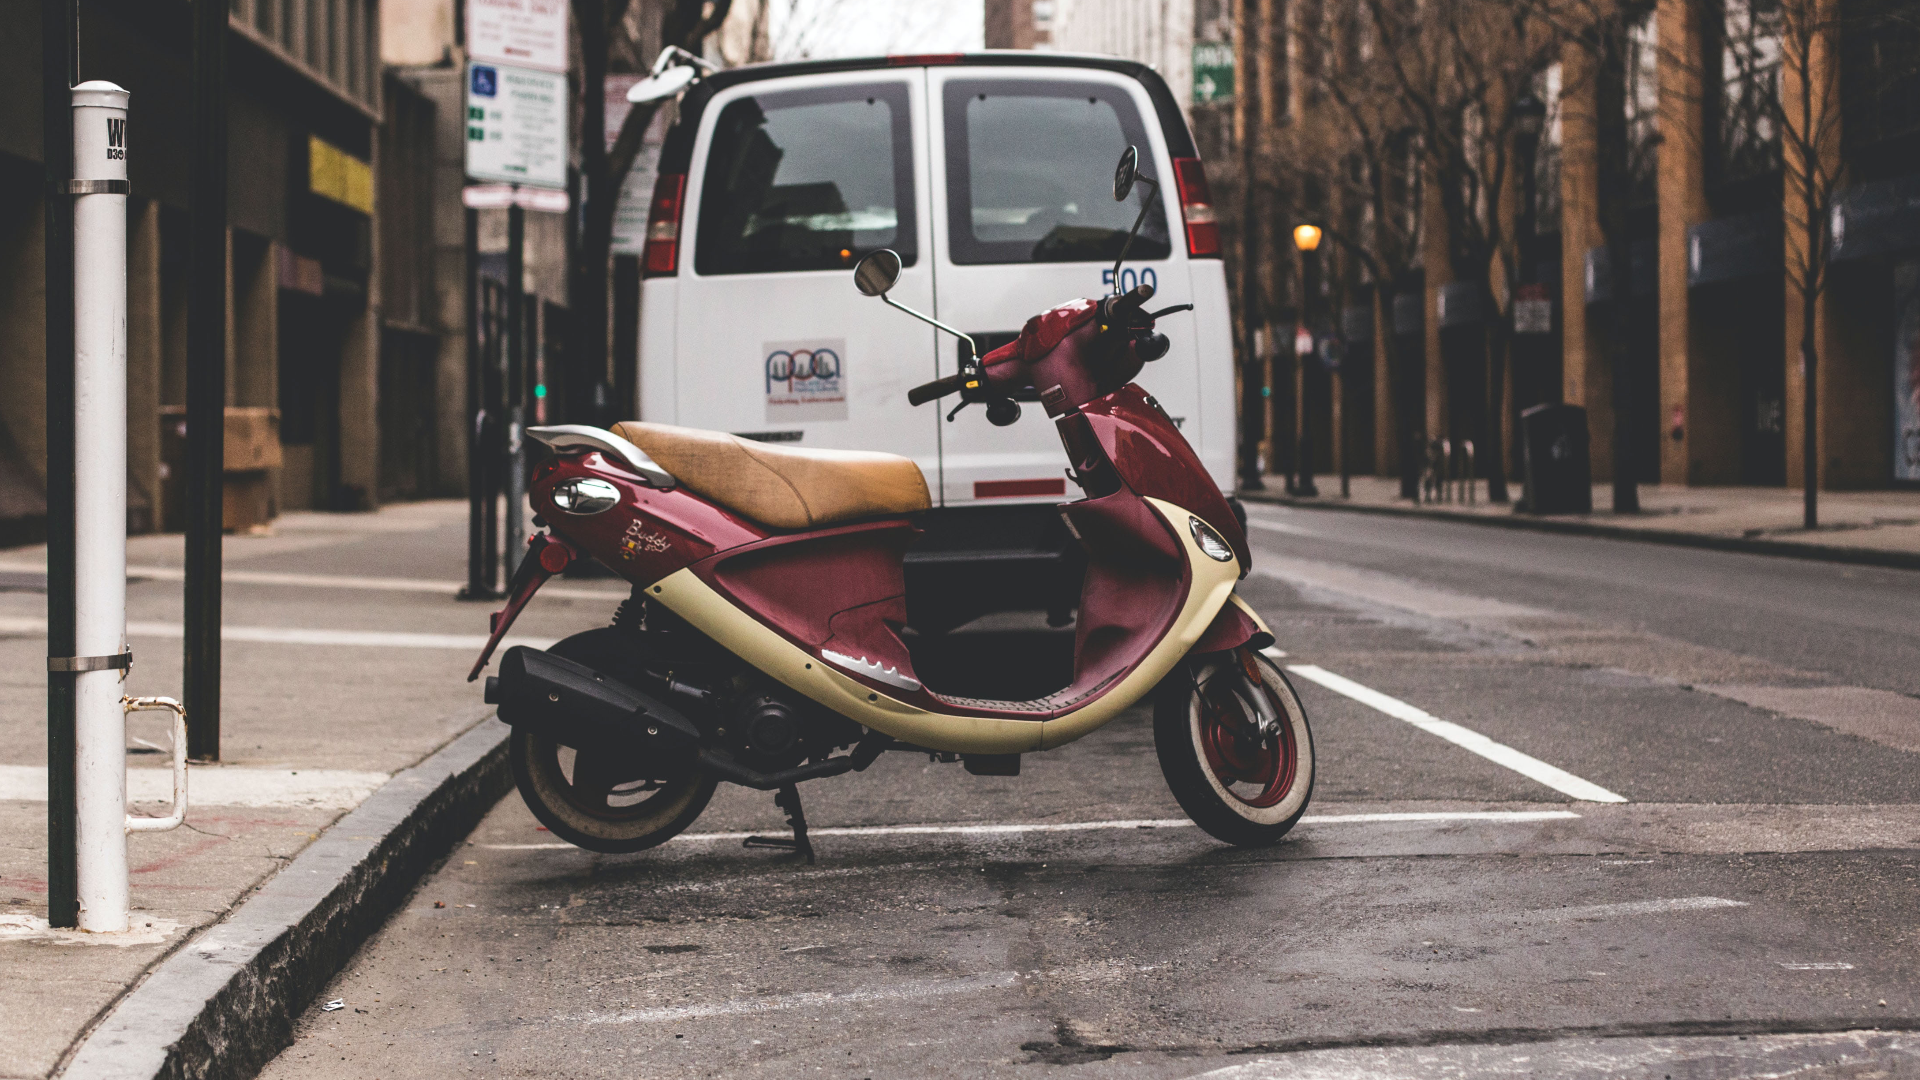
[643,173,687,277]
[1172,158,1220,258]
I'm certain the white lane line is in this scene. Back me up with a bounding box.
[575,970,1020,1025]
[1244,518,1318,537]
[0,615,553,652]
[1285,664,1628,804]
[476,810,1583,849]
[0,561,626,602]
[1260,646,1289,661]
[0,764,389,808]
[1537,896,1747,922]
[1780,961,1854,970]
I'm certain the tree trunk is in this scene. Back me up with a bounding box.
[1483,284,1510,502]
[1802,284,1819,530]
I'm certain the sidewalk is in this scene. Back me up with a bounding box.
[1243,475,1920,568]
[0,500,624,1079]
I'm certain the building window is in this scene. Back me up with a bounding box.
[1626,9,1660,206]
[1711,0,1784,190]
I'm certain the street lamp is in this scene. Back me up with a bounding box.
[1293,223,1323,497]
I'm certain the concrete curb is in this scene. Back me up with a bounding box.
[59,710,511,1080]
[1238,491,1920,573]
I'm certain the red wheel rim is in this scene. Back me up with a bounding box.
[1197,668,1299,809]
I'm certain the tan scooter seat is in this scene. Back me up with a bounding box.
[611,421,932,531]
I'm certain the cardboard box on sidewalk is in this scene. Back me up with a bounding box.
[159,406,283,532]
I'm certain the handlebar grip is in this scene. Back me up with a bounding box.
[1111,281,1156,314]
[908,373,965,407]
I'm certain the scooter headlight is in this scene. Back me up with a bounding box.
[552,477,621,515]
[1189,516,1234,562]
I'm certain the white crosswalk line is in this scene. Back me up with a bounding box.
[1286,663,1628,803]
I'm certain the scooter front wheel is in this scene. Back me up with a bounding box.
[1154,650,1314,847]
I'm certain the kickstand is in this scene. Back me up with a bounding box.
[742,784,815,864]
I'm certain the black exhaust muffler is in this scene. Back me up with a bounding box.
[485,646,701,752]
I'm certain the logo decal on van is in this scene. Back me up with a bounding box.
[764,339,847,422]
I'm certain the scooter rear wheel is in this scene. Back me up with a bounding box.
[1154,650,1314,847]
[506,631,718,854]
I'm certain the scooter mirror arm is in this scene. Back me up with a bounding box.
[880,292,978,363]
[1109,175,1161,294]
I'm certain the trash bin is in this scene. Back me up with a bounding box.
[1518,403,1592,514]
[159,406,283,532]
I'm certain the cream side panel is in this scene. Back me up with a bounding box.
[648,497,1240,754]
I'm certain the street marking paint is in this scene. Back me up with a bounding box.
[0,561,626,602]
[1780,961,1854,970]
[1285,664,1628,803]
[0,764,388,808]
[0,615,554,653]
[476,810,1583,849]
[1536,896,1747,922]
[1260,646,1290,661]
[575,969,1020,1025]
[1183,1029,1920,1080]
[1244,518,1318,537]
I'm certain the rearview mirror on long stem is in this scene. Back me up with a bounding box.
[852,249,977,361]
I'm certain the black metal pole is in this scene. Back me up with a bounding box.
[459,207,493,599]
[184,0,226,760]
[503,200,526,576]
[1296,247,1319,497]
[43,0,79,929]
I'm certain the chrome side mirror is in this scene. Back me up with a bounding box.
[853,248,903,297]
[626,64,696,105]
[1112,146,1139,202]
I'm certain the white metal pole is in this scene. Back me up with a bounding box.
[70,80,131,934]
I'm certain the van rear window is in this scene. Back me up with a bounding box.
[694,83,916,276]
[944,79,1171,266]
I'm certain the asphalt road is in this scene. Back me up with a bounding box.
[260,507,1920,1080]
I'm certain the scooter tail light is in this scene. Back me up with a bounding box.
[1172,157,1221,258]
[642,173,687,277]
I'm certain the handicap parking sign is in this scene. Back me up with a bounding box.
[470,65,498,98]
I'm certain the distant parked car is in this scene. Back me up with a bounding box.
[634,51,1234,631]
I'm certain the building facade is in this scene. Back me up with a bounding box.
[1036,0,1920,495]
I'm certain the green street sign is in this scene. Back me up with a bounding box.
[1193,41,1234,104]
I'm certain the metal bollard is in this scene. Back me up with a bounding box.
[63,81,134,933]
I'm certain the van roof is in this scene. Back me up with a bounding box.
[656,51,1198,175]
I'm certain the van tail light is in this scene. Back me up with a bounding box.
[642,173,687,277]
[1172,157,1220,258]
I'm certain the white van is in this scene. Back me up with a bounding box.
[634,51,1235,631]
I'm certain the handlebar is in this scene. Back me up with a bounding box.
[908,372,966,407]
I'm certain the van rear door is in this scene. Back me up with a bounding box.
[664,71,938,472]
[924,66,1201,507]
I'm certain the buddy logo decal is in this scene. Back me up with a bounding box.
[619,518,672,560]
[764,338,847,422]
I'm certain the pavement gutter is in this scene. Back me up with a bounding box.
[57,710,512,1080]
[1239,490,1920,572]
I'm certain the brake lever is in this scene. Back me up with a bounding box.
[946,398,972,422]
[1144,303,1194,320]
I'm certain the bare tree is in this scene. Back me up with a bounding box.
[1283,6,1428,499]
[572,0,734,422]
[1349,0,1567,504]
[1722,0,1913,527]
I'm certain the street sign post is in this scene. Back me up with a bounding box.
[466,63,568,190]
[1193,41,1235,105]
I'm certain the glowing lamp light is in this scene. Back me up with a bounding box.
[1293,224,1322,252]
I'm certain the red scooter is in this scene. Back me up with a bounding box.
[470,148,1313,860]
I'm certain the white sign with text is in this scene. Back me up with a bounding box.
[466,0,569,72]
[465,62,568,189]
